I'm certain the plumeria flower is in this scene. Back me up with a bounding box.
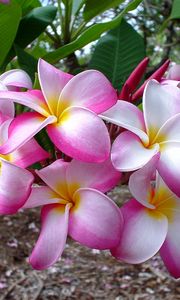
[0,119,49,214]
[102,79,180,196]
[0,72,49,213]
[111,154,180,279]
[161,64,180,87]
[0,68,32,118]
[22,158,122,270]
[0,59,117,162]
[0,0,10,3]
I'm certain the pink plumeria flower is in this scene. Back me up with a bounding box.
[0,59,117,162]
[111,155,180,279]
[0,0,10,3]
[0,69,32,118]
[161,64,180,87]
[102,79,180,196]
[23,158,122,270]
[0,119,49,214]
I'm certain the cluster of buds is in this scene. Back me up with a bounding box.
[0,58,180,279]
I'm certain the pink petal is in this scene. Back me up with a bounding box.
[129,154,160,209]
[0,112,56,154]
[47,107,110,163]
[36,159,69,199]
[10,138,50,168]
[167,64,180,81]
[160,200,180,278]
[58,70,117,115]
[157,142,180,197]
[0,90,50,116]
[143,80,180,142]
[66,158,121,195]
[69,188,123,249]
[29,204,70,270]
[0,69,32,89]
[23,186,60,209]
[111,131,159,172]
[101,101,148,145]
[155,113,180,143]
[38,59,73,115]
[0,83,14,117]
[0,159,34,214]
[111,199,168,263]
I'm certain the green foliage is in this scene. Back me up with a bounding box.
[2,5,57,70]
[44,0,143,63]
[83,0,125,21]
[16,0,41,16]
[15,6,57,48]
[14,45,38,82]
[170,0,180,19]
[89,19,145,90]
[72,0,85,15]
[0,1,21,68]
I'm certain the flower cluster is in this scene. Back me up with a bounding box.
[0,59,179,278]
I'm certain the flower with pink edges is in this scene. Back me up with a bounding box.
[23,158,122,270]
[102,79,180,196]
[111,154,180,279]
[0,59,117,162]
[0,69,50,214]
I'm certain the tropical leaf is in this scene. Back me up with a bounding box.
[44,0,143,63]
[14,45,38,82]
[89,19,146,90]
[170,0,180,19]
[0,1,21,69]
[83,0,125,21]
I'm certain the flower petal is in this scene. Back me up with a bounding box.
[0,69,32,89]
[155,113,180,143]
[47,107,110,163]
[36,159,69,199]
[58,70,117,115]
[0,112,56,154]
[66,158,121,195]
[160,202,180,278]
[111,199,168,263]
[10,138,50,168]
[0,90,50,116]
[111,131,159,172]
[143,80,180,142]
[38,59,73,115]
[157,142,180,197]
[129,154,160,209]
[23,186,60,209]
[69,188,123,249]
[0,83,14,117]
[101,101,148,145]
[0,159,34,214]
[29,204,70,270]
[167,64,180,81]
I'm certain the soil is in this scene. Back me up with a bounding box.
[0,186,179,300]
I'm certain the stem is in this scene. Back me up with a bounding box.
[57,0,64,40]
[71,21,87,40]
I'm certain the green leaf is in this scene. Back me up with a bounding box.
[44,0,143,64]
[14,45,38,82]
[72,0,85,15]
[83,0,125,21]
[3,6,57,68]
[170,0,180,19]
[15,6,57,48]
[16,0,41,16]
[0,1,21,68]
[89,19,145,90]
